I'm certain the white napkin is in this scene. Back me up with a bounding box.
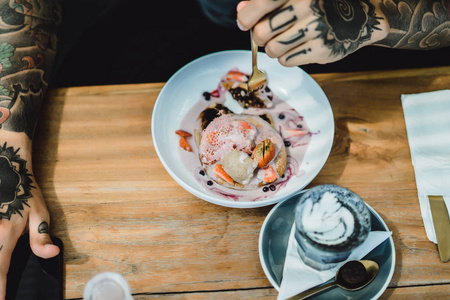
[277,226,392,300]
[401,90,450,243]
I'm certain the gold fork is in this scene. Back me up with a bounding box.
[247,30,267,93]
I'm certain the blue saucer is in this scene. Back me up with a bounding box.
[259,194,395,299]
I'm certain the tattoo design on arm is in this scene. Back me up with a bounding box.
[377,0,450,49]
[310,0,382,56]
[0,0,61,139]
[38,221,49,234]
[0,143,34,220]
[269,5,298,32]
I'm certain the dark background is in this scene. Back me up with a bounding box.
[50,0,449,88]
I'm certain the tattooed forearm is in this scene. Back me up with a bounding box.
[0,142,34,220]
[376,0,450,49]
[0,0,61,139]
[38,221,49,233]
[269,5,298,32]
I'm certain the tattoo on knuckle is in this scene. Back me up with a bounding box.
[269,5,298,32]
[278,28,309,45]
[286,48,312,62]
[279,57,291,67]
[38,221,50,234]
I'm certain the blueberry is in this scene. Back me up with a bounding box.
[203,92,211,101]
[269,185,276,191]
[278,113,285,120]
[297,124,303,128]
[284,141,291,147]
[199,170,205,176]
[207,180,213,186]
[263,187,269,192]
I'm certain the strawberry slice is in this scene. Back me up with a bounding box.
[179,136,193,152]
[214,164,234,184]
[281,128,307,138]
[252,139,275,168]
[175,130,192,137]
[210,89,220,98]
[226,70,249,82]
[263,165,277,183]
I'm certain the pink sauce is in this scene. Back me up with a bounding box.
[177,69,315,202]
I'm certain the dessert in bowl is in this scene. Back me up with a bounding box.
[152,50,334,208]
[197,113,287,189]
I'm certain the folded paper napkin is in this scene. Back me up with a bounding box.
[277,226,392,300]
[401,90,450,243]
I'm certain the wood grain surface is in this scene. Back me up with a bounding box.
[32,66,450,299]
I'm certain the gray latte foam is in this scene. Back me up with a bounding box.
[295,184,371,253]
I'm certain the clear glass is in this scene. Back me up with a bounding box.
[294,184,371,270]
[83,272,133,300]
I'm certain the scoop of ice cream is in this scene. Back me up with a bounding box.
[199,114,256,164]
[197,112,287,189]
[301,191,355,246]
[221,150,257,185]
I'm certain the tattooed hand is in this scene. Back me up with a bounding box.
[236,0,450,67]
[0,141,60,299]
[0,0,61,298]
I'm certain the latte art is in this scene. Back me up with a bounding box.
[294,184,371,270]
[302,191,355,245]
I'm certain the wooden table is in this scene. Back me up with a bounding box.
[33,66,450,299]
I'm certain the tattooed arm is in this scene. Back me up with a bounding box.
[0,1,61,297]
[236,0,450,66]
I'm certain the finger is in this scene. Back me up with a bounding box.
[29,205,60,259]
[0,207,30,299]
[0,232,15,300]
[278,39,335,67]
[236,1,249,12]
[265,16,317,58]
[236,1,249,30]
[236,0,288,31]
[252,1,312,46]
[0,245,12,300]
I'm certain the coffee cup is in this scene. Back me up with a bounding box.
[294,184,371,270]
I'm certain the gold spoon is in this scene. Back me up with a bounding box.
[247,29,267,93]
[286,260,379,300]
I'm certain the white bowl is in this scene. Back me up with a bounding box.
[152,50,334,208]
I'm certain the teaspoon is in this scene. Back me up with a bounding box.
[287,260,379,300]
